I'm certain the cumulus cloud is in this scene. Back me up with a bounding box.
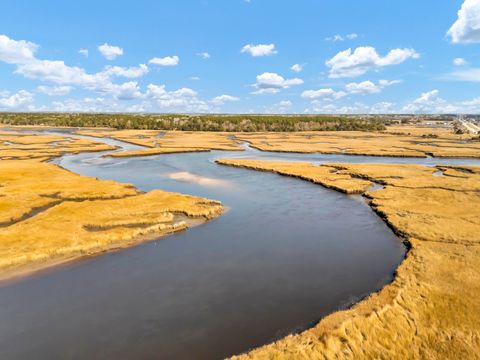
[326,46,420,78]
[278,100,292,107]
[453,57,467,66]
[148,55,179,66]
[325,33,358,42]
[13,58,146,100]
[0,35,150,101]
[302,79,400,103]
[0,34,217,112]
[301,88,347,100]
[212,94,239,105]
[447,0,480,43]
[0,90,34,109]
[402,90,480,114]
[78,48,89,58]
[101,64,149,78]
[36,85,72,96]
[106,81,142,100]
[252,72,303,94]
[241,43,277,57]
[98,43,123,60]
[402,89,448,113]
[144,84,211,112]
[52,97,120,112]
[0,34,38,64]
[290,63,303,73]
[345,79,401,94]
[197,52,210,59]
[16,60,96,85]
[306,101,396,114]
[264,100,293,114]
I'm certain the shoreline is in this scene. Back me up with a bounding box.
[0,209,224,287]
[218,159,480,359]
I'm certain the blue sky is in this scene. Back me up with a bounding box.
[1,0,479,114]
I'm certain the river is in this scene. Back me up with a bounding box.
[1,131,477,359]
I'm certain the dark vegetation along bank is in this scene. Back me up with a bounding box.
[0,113,386,132]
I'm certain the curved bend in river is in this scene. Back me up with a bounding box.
[4,130,473,359]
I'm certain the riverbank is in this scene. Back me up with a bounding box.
[217,159,480,359]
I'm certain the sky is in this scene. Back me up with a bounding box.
[1,0,480,114]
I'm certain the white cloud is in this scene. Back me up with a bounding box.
[144,84,211,112]
[345,81,380,94]
[148,55,179,66]
[461,97,480,106]
[402,89,448,113]
[278,100,292,107]
[345,79,401,94]
[189,76,200,81]
[16,60,98,85]
[325,33,358,42]
[290,63,303,73]
[52,97,119,112]
[15,60,148,100]
[197,52,210,59]
[241,43,277,57]
[378,79,402,87]
[79,48,89,58]
[212,94,239,105]
[101,64,149,78]
[302,79,401,111]
[453,57,467,66]
[252,72,303,94]
[326,46,420,78]
[109,81,142,100]
[446,67,480,81]
[264,100,293,114]
[0,34,38,64]
[447,0,480,43]
[36,85,72,96]
[301,88,347,100]
[0,35,217,111]
[98,43,123,60]
[306,101,396,114]
[0,90,34,109]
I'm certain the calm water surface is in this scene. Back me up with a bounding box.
[3,131,475,359]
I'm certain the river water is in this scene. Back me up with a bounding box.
[1,131,477,359]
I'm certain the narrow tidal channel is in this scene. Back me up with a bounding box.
[0,134,409,359]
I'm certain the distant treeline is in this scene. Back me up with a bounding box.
[0,113,386,132]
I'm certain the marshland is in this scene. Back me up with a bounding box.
[0,117,479,359]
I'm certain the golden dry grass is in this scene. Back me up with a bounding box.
[0,131,115,160]
[235,127,480,158]
[75,127,480,158]
[157,131,242,151]
[0,160,138,225]
[216,159,372,194]
[75,129,243,157]
[0,132,223,281]
[107,147,210,158]
[76,129,164,147]
[0,188,222,277]
[217,159,480,359]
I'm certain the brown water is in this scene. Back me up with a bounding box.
[0,132,434,359]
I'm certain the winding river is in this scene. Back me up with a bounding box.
[1,131,479,359]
